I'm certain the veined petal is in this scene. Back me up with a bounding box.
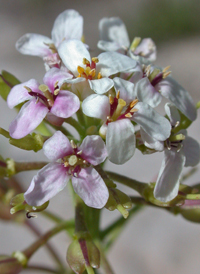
[79,135,107,165]
[113,77,136,104]
[99,17,130,48]
[154,149,185,202]
[164,103,180,126]
[45,113,65,126]
[135,78,162,108]
[58,39,91,76]
[15,33,53,57]
[51,90,80,118]
[157,76,197,121]
[51,9,83,47]
[43,131,73,161]
[133,102,171,141]
[140,127,164,151]
[106,119,135,164]
[24,162,69,206]
[183,136,200,167]
[43,67,73,92]
[88,78,113,94]
[97,52,137,77]
[82,94,109,121]
[9,99,48,139]
[7,79,40,108]
[98,40,122,52]
[72,167,109,208]
[71,79,93,101]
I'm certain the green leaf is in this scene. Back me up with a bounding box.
[0,71,20,101]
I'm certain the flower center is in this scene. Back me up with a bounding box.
[143,65,171,87]
[24,81,60,110]
[77,57,102,80]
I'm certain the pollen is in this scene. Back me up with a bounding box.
[125,113,132,118]
[82,58,90,66]
[24,86,32,93]
[130,99,138,108]
[77,66,85,74]
[97,72,102,79]
[92,57,99,63]
[109,94,114,105]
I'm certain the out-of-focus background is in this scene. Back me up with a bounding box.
[1,0,200,273]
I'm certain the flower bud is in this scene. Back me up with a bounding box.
[10,193,49,216]
[0,255,22,274]
[105,188,132,219]
[67,236,100,274]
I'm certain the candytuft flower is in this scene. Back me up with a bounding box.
[24,131,109,209]
[7,68,79,139]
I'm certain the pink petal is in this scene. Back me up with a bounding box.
[24,162,69,206]
[72,167,109,208]
[43,131,73,161]
[50,90,80,118]
[9,99,49,139]
[45,113,65,126]
[79,135,107,165]
[7,79,40,108]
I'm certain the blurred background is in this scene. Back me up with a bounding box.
[1,0,200,273]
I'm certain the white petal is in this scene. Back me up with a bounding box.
[133,102,171,141]
[140,127,164,151]
[183,136,200,167]
[43,131,73,161]
[106,119,135,164]
[113,77,136,104]
[97,52,137,77]
[82,94,109,121]
[99,17,130,48]
[133,38,156,62]
[98,40,122,52]
[24,163,69,206]
[15,33,52,57]
[157,76,197,121]
[58,39,90,76]
[88,78,113,94]
[136,78,162,108]
[72,167,109,209]
[154,149,185,202]
[164,103,180,126]
[51,9,83,47]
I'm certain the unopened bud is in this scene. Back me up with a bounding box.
[0,255,23,274]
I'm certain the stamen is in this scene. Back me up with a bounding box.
[91,57,99,63]
[77,150,82,155]
[54,88,60,96]
[163,65,171,73]
[109,94,114,105]
[82,58,90,66]
[70,140,77,149]
[54,80,59,88]
[68,155,78,166]
[125,113,132,118]
[130,37,141,51]
[97,72,102,79]
[24,86,32,93]
[163,71,171,79]
[130,99,139,108]
[116,91,120,99]
[77,66,85,74]
[130,108,138,113]
[89,69,96,78]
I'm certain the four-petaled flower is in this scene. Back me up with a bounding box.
[24,131,109,209]
[7,68,80,139]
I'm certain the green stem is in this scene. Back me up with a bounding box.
[25,220,64,270]
[22,221,74,261]
[84,205,101,239]
[96,242,115,274]
[76,106,86,129]
[14,161,48,173]
[41,210,64,223]
[0,127,10,138]
[65,117,85,137]
[44,121,74,138]
[106,171,146,195]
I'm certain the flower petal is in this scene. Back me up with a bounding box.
[135,78,162,108]
[24,162,69,206]
[43,131,73,161]
[58,39,91,76]
[106,119,135,164]
[154,149,185,202]
[88,78,113,94]
[15,33,53,57]
[164,103,180,126]
[51,90,80,118]
[9,99,48,139]
[7,79,40,108]
[72,167,109,208]
[43,67,73,92]
[113,77,136,104]
[157,76,197,121]
[82,94,110,121]
[98,40,122,52]
[97,52,137,77]
[45,113,65,126]
[183,136,200,167]
[98,17,130,48]
[133,38,156,62]
[140,127,164,151]
[132,102,171,141]
[79,135,107,165]
[51,9,83,47]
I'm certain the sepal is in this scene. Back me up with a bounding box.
[0,255,23,274]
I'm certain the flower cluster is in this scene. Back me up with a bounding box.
[6,9,199,211]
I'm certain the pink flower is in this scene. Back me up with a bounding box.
[24,131,109,209]
[7,68,80,139]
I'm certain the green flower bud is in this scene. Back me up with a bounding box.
[105,188,132,219]
[67,236,100,274]
[0,255,22,274]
